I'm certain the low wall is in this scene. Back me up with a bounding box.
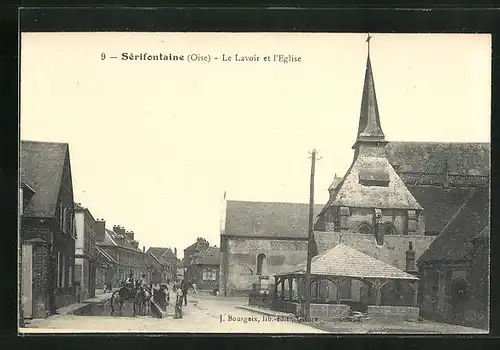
[283,302,350,321]
[367,306,419,321]
[310,303,350,321]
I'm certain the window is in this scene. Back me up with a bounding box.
[358,223,373,234]
[211,269,217,281]
[256,254,266,275]
[384,222,396,235]
[203,268,213,281]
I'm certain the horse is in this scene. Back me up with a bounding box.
[133,286,152,316]
[110,284,137,314]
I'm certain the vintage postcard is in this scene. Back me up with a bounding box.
[18,32,490,334]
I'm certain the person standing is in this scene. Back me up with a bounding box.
[181,280,189,306]
[174,284,184,319]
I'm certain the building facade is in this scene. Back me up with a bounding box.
[74,202,97,302]
[95,222,149,287]
[418,186,489,329]
[186,246,220,291]
[146,247,176,283]
[219,200,324,296]
[20,141,77,319]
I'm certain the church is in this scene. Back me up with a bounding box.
[219,39,489,327]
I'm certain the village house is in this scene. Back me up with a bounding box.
[20,141,77,319]
[220,43,490,324]
[94,222,149,287]
[146,247,177,282]
[185,245,220,291]
[417,186,489,329]
[183,238,209,281]
[74,202,97,302]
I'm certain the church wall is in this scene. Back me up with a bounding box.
[331,207,424,236]
[222,237,308,296]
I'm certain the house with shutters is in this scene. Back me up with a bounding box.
[20,140,77,319]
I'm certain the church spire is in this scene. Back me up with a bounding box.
[353,34,386,149]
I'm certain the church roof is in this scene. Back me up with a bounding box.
[313,231,435,271]
[385,141,490,178]
[330,156,423,210]
[418,186,489,264]
[279,243,417,280]
[20,140,70,217]
[353,53,385,146]
[224,200,324,238]
[406,185,475,235]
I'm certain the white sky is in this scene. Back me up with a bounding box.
[20,33,491,258]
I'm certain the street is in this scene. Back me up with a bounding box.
[20,292,327,333]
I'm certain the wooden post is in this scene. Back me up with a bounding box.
[371,279,387,306]
[304,149,318,319]
[288,278,293,299]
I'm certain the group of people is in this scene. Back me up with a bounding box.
[122,271,196,319]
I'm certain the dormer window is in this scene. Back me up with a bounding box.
[359,170,390,187]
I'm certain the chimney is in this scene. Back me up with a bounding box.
[95,219,106,242]
[126,230,135,241]
[113,225,121,234]
[119,226,126,235]
[174,248,177,257]
[406,241,416,272]
[143,246,145,253]
[131,240,139,249]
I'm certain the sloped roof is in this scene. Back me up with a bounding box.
[331,156,422,210]
[161,248,177,260]
[96,246,117,264]
[197,246,220,266]
[98,229,141,252]
[406,185,475,234]
[147,247,168,260]
[354,54,385,144]
[224,200,324,238]
[418,186,489,264]
[279,243,417,280]
[474,224,490,240]
[313,231,435,271]
[20,141,70,217]
[385,142,490,177]
[328,175,343,191]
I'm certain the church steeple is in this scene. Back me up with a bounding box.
[352,34,386,149]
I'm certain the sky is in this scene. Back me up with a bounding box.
[20,33,491,258]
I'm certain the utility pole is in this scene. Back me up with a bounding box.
[304,149,320,319]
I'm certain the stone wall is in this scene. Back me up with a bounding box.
[310,303,350,321]
[314,231,435,271]
[222,237,308,296]
[367,305,419,321]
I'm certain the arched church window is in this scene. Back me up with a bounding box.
[384,222,396,235]
[256,253,266,275]
[357,223,372,234]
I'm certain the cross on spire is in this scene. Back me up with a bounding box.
[366,33,372,55]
